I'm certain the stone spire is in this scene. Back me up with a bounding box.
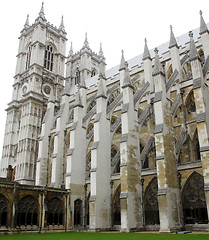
[24,15,30,29]
[153,48,164,76]
[68,42,73,57]
[59,15,65,32]
[119,50,126,71]
[99,43,104,58]
[169,25,178,48]
[189,31,199,61]
[200,10,209,35]
[143,38,151,60]
[38,2,46,21]
[74,87,83,107]
[83,32,89,48]
[122,62,133,88]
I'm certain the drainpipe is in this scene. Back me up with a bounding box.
[110,180,114,230]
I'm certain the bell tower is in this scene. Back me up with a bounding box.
[0,3,67,185]
[66,33,106,88]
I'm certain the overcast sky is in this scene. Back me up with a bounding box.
[0,0,209,158]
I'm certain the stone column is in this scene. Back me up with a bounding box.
[119,62,142,232]
[65,88,86,227]
[89,74,111,230]
[153,49,182,232]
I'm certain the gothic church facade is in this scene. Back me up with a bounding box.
[0,3,209,233]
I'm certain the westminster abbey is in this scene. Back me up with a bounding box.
[0,3,209,233]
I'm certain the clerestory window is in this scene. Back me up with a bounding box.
[44,45,54,71]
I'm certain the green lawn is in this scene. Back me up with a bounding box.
[0,232,208,240]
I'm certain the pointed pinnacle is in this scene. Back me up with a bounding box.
[153,48,164,76]
[143,38,151,61]
[169,25,178,48]
[38,2,46,21]
[68,42,73,57]
[119,50,126,71]
[83,32,89,48]
[189,31,199,61]
[200,10,209,35]
[99,43,104,57]
[59,15,65,32]
[24,14,29,28]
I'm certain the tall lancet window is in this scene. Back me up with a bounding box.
[25,45,32,70]
[44,44,54,71]
[75,68,80,84]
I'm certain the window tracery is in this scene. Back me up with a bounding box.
[46,197,64,226]
[0,194,9,227]
[112,185,121,225]
[183,173,208,224]
[17,196,38,226]
[75,69,80,84]
[44,44,54,71]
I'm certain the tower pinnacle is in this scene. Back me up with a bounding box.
[200,10,209,35]
[83,32,89,48]
[189,31,199,60]
[37,2,46,21]
[169,25,178,48]
[59,15,65,32]
[24,14,30,29]
[143,38,151,60]
[119,50,126,71]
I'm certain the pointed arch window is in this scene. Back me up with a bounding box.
[198,49,205,66]
[112,185,121,226]
[25,45,32,70]
[17,195,38,226]
[144,178,159,225]
[91,69,96,77]
[183,172,208,224]
[46,197,64,226]
[44,44,54,71]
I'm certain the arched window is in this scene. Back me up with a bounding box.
[17,195,38,226]
[183,172,208,224]
[25,45,32,70]
[44,44,54,71]
[111,145,120,174]
[0,194,9,227]
[46,197,64,226]
[112,185,121,225]
[74,199,82,226]
[75,69,80,85]
[144,178,159,225]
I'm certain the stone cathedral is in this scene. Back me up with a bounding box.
[0,3,209,234]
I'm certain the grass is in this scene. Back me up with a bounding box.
[0,232,209,240]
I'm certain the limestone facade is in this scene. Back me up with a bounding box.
[0,4,209,233]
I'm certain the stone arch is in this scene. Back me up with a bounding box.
[74,199,82,226]
[112,184,121,226]
[182,172,208,224]
[17,195,38,227]
[144,177,159,225]
[0,194,10,227]
[185,90,196,122]
[46,197,64,226]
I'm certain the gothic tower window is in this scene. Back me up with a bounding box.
[144,177,159,225]
[25,45,32,70]
[75,69,80,85]
[44,44,54,71]
[183,172,208,224]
